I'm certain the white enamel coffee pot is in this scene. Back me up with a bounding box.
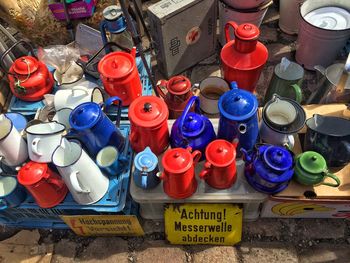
[0,114,28,167]
[25,122,65,163]
[52,138,109,205]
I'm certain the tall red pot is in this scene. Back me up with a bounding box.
[220,22,268,92]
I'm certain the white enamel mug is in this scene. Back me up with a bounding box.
[52,139,109,205]
[25,122,65,163]
[0,114,28,167]
[198,77,230,114]
[54,86,104,111]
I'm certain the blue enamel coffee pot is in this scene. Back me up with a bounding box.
[170,96,216,160]
[241,144,294,194]
[217,82,259,155]
[68,96,126,157]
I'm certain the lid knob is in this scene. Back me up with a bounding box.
[143,103,152,112]
[218,147,224,153]
[311,156,318,162]
[234,96,241,102]
[174,152,180,158]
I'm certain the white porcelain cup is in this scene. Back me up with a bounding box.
[0,114,28,167]
[25,122,65,163]
[198,77,229,114]
[52,138,109,205]
[53,108,72,130]
[54,86,104,111]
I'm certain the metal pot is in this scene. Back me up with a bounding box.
[279,0,305,34]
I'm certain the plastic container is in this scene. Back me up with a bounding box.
[130,119,267,221]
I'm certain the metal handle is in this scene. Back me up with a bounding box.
[70,171,90,193]
[224,21,238,44]
[102,96,123,127]
[191,150,202,164]
[178,96,201,140]
[31,138,42,156]
[199,162,211,179]
[47,177,65,190]
[156,80,167,99]
[0,40,36,74]
[321,171,341,187]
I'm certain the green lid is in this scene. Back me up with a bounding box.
[298,151,327,174]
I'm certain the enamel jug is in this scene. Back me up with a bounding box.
[170,96,216,160]
[242,144,294,194]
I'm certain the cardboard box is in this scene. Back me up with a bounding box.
[261,104,350,218]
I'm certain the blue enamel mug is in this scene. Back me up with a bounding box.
[0,176,26,209]
[69,96,126,157]
[217,82,259,156]
[133,147,160,189]
[96,146,129,176]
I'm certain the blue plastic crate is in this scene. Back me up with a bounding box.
[8,96,45,120]
[0,124,135,229]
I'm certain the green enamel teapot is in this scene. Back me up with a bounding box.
[294,151,340,187]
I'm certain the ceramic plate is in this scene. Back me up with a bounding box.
[304,7,350,30]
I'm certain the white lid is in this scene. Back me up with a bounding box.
[304,7,350,30]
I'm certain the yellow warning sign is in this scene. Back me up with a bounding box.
[164,203,242,245]
[61,215,144,236]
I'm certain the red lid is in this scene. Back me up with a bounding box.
[13,56,39,75]
[235,23,260,40]
[167,76,191,95]
[205,140,236,167]
[17,161,47,186]
[98,51,135,79]
[128,96,169,128]
[162,148,193,174]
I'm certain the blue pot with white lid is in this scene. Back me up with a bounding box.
[133,147,160,189]
[217,81,259,155]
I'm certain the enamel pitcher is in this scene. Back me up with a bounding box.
[69,96,125,157]
[217,82,259,155]
[242,144,294,194]
[170,96,216,160]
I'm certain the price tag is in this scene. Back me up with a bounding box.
[61,215,144,236]
[164,203,242,245]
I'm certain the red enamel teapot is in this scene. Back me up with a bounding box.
[0,40,54,101]
[221,22,268,92]
[156,75,193,119]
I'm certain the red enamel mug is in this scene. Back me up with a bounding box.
[158,147,201,199]
[17,161,68,208]
[199,140,237,189]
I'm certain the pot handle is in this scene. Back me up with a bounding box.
[199,162,212,179]
[102,96,123,127]
[156,80,167,99]
[70,171,90,193]
[191,150,202,164]
[0,200,8,210]
[322,171,341,187]
[291,84,302,103]
[47,177,65,190]
[179,96,201,140]
[224,21,238,44]
[31,138,43,157]
[0,40,36,74]
[71,87,89,96]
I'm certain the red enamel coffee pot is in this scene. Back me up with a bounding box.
[0,40,54,102]
[199,139,238,189]
[158,147,201,199]
[98,47,142,106]
[220,22,268,93]
[156,75,193,119]
[17,161,68,208]
[128,96,169,155]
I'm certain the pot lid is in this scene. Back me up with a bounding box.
[182,113,205,137]
[69,102,102,131]
[18,161,48,186]
[162,148,192,174]
[304,7,350,30]
[298,151,327,174]
[263,146,293,171]
[167,76,191,95]
[134,147,158,172]
[98,51,135,79]
[13,56,39,75]
[128,96,168,128]
[235,23,260,40]
[103,5,123,21]
[206,140,236,167]
[218,85,258,121]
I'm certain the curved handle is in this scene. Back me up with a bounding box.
[31,138,42,156]
[291,84,302,103]
[241,148,252,163]
[321,171,341,187]
[0,40,36,74]
[99,21,110,52]
[71,87,89,96]
[179,96,201,139]
[224,21,238,44]
[103,96,123,127]
[199,162,212,179]
[191,150,202,164]
[47,177,65,190]
[156,80,167,99]
[70,171,90,193]
[141,172,148,189]
[0,200,8,210]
